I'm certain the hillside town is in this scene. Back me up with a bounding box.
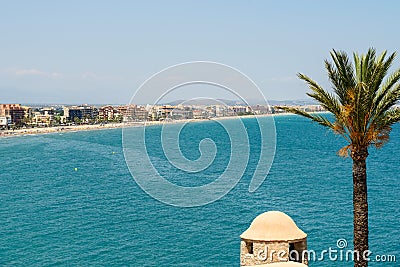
[0,103,328,130]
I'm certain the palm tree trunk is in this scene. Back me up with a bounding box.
[352,149,369,267]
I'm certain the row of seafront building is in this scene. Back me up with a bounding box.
[0,103,326,129]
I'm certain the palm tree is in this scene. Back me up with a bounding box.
[277,48,400,267]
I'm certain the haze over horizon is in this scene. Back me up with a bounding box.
[1,1,399,104]
[16,98,318,107]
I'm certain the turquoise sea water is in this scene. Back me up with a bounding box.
[0,116,399,266]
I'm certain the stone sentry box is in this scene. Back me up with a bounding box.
[240,211,308,266]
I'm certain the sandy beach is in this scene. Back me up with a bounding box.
[0,123,129,138]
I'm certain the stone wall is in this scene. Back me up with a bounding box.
[240,239,308,266]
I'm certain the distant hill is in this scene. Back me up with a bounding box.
[161,98,318,106]
[12,98,319,107]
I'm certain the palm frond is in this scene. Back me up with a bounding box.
[372,68,400,112]
[325,60,348,105]
[330,49,356,91]
[275,106,334,129]
[370,51,395,93]
[373,84,400,120]
[374,108,400,129]
[297,73,342,116]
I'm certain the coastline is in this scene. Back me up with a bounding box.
[0,123,128,138]
[0,112,321,138]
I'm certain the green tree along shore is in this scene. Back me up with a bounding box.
[277,48,400,267]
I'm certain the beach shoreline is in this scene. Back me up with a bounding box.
[0,112,316,138]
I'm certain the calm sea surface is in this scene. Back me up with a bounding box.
[0,116,399,266]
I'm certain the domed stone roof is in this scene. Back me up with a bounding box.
[240,211,306,241]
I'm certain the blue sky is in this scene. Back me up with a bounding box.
[1,0,399,104]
